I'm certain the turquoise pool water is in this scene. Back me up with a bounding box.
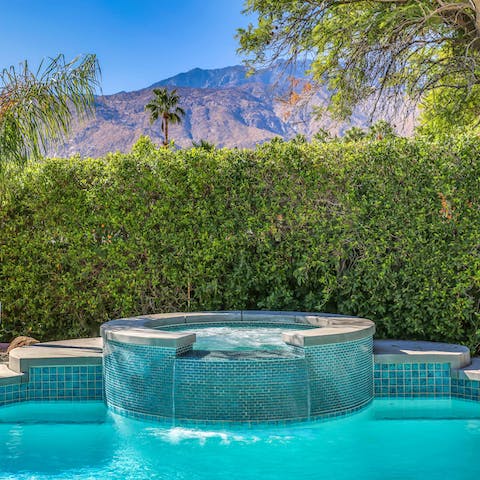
[1,399,480,479]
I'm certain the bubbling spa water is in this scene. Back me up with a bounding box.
[101,311,375,423]
[161,323,315,354]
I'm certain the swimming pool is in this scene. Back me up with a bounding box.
[2,310,479,479]
[0,399,479,480]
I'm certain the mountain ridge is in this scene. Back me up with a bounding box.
[50,63,413,158]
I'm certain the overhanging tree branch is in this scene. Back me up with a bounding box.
[237,0,480,129]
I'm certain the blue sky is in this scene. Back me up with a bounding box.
[0,0,252,94]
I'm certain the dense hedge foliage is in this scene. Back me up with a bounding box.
[1,137,480,349]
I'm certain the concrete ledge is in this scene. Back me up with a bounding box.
[285,323,375,347]
[101,311,375,350]
[374,339,470,369]
[8,338,103,374]
[0,364,25,385]
[452,357,480,380]
[242,311,300,323]
[184,311,242,324]
[104,328,195,348]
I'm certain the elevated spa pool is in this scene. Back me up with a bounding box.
[101,311,375,423]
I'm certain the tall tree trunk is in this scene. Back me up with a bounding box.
[163,114,169,146]
[473,0,480,47]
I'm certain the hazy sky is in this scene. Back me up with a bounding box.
[0,0,253,94]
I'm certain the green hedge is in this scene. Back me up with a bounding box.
[1,137,480,349]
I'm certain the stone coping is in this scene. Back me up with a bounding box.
[8,338,102,374]
[452,357,480,381]
[101,311,376,348]
[0,364,25,385]
[374,339,471,369]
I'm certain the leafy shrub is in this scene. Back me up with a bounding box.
[1,137,480,350]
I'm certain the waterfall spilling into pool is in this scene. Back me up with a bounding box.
[101,311,375,423]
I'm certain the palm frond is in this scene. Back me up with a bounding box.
[0,53,101,167]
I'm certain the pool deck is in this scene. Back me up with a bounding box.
[6,338,102,381]
[374,339,471,369]
[1,337,479,384]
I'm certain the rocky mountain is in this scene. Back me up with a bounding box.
[50,64,414,158]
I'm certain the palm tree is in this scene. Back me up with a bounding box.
[0,54,100,168]
[145,88,185,146]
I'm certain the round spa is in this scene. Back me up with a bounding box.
[101,311,375,423]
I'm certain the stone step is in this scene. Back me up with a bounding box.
[8,337,103,373]
[374,339,471,369]
[452,357,480,381]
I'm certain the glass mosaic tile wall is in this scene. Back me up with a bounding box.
[452,378,480,400]
[3,355,480,419]
[373,363,480,401]
[0,365,103,407]
[173,356,310,422]
[374,363,451,397]
[103,340,184,418]
[305,336,373,417]
[103,334,374,423]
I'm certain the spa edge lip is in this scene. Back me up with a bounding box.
[101,310,375,348]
